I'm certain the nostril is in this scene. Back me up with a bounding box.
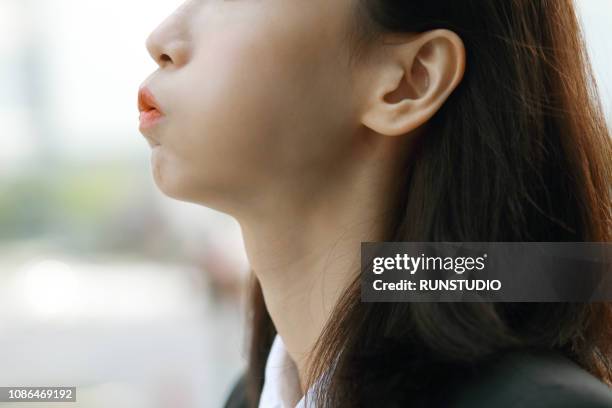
[159,54,172,64]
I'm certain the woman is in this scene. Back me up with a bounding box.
[138,0,612,406]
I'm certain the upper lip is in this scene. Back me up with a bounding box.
[138,86,164,114]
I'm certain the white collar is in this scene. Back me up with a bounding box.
[258,334,317,408]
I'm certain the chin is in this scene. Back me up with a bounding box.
[151,166,187,201]
[152,172,211,207]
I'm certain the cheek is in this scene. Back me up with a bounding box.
[155,23,354,207]
[159,33,295,200]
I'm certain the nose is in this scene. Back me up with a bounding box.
[145,12,191,69]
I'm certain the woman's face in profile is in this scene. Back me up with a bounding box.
[139,0,361,215]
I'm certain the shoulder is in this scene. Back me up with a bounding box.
[222,351,612,408]
[446,350,612,408]
[223,373,249,408]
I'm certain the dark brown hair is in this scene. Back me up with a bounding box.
[245,0,612,406]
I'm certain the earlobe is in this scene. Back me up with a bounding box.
[359,29,466,137]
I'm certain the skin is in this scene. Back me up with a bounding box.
[140,0,465,397]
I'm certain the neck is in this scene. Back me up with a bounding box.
[236,133,412,393]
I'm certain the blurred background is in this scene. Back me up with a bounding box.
[0,0,611,407]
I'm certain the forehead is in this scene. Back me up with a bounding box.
[172,0,360,68]
[181,0,357,32]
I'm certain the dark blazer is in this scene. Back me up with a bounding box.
[223,349,612,408]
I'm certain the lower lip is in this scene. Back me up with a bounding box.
[139,109,164,130]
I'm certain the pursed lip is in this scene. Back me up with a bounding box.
[138,86,165,141]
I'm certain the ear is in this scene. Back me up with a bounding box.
[359,29,466,137]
